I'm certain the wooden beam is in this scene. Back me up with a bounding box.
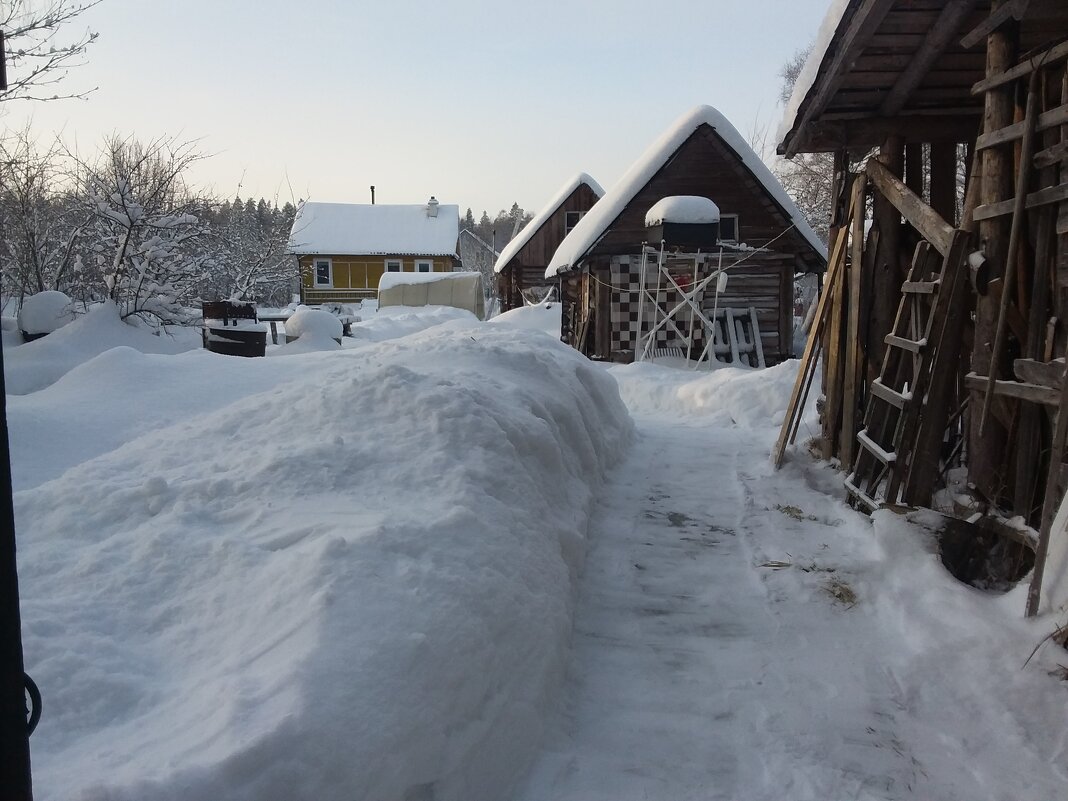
[1014,358,1065,387]
[975,103,1068,150]
[841,175,868,470]
[784,0,900,158]
[881,0,979,117]
[971,181,1068,220]
[959,0,1029,49]
[865,158,955,256]
[1034,140,1068,169]
[971,39,1068,96]
[964,373,1061,405]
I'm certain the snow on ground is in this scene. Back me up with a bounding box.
[4,302,200,395]
[16,320,631,801]
[488,302,562,340]
[17,290,76,335]
[10,302,1068,801]
[514,359,1068,801]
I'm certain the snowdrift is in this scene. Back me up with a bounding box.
[18,325,632,801]
[4,302,199,395]
[487,302,562,340]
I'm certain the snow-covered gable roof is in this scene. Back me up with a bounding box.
[493,173,604,274]
[775,0,854,153]
[546,106,826,278]
[287,201,460,257]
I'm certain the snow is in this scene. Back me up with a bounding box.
[17,321,631,801]
[4,302,199,395]
[644,195,721,227]
[17,290,75,335]
[546,105,827,279]
[10,299,1068,801]
[493,173,605,274]
[1038,488,1068,614]
[283,306,343,340]
[776,0,853,150]
[487,302,563,340]
[287,201,460,257]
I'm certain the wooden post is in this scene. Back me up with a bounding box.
[869,136,905,374]
[905,142,925,197]
[841,174,868,470]
[969,0,1018,503]
[822,150,850,451]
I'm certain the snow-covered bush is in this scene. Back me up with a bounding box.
[284,306,343,341]
[17,289,75,336]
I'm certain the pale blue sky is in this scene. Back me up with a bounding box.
[6,0,830,216]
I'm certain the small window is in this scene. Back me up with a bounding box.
[415,260,433,273]
[314,258,332,286]
[565,210,585,235]
[385,259,402,272]
[719,214,739,243]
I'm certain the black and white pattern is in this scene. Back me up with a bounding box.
[609,256,708,356]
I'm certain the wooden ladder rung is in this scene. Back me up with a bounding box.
[857,430,897,463]
[869,378,911,410]
[902,280,939,294]
[885,334,927,353]
[844,473,881,511]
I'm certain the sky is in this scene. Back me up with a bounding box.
[4,0,831,217]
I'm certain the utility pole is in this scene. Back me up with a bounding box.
[0,27,35,799]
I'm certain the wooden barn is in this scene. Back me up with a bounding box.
[545,105,827,365]
[493,173,604,311]
[288,198,461,304]
[773,0,1068,615]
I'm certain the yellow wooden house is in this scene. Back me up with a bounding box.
[288,197,461,304]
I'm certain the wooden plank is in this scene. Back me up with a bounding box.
[880,0,980,117]
[971,38,1068,96]
[902,280,939,293]
[1013,358,1065,387]
[959,0,1030,49]
[964,373,1061,405]
[773,208,855,468]
[841,175,868,469]
[866,158,955,256]
[1035,140,1068,169]
[885,334,925,353]
[869,377,908,409]
[971,182,1068,220]
[975,103,1068,150]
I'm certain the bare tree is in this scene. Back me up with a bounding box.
[0,126,86,299]
[0,1,100,102]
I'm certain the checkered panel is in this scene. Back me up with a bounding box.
[610,257,707,356]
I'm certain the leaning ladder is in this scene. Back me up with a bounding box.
[845,237,961,511]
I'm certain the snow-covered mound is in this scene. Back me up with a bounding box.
[488,302,562,340]
[284,306,343,340]
[644,195,720,226]
[17,290,75,335]
[19,326,633,801]
[609,359,800,427]
[348,305,476,343]
[4,302,199,395]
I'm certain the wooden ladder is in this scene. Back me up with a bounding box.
[845,235,964,511]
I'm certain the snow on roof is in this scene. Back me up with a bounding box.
[287,201,460,257]
[776,0,853,151]
[377,270,481,291]
[645,196,721,227]
[546,106,826,279]
[493,173,604,274]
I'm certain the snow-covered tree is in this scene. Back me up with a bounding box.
[0,126,86,299]
[74,135,210,325]
[203,196,295,305]
[0,0,99,102]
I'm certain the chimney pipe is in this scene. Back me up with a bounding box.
[370,185,375,205]
[426,196,439,218]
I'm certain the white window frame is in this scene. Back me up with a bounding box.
[313,257,333,287]
[415,259,434,273]
[565,210,585,235]
[385,259,403,273]
[718,214,739,243]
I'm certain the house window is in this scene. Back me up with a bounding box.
[415,260,433,273]
[565,210,585,235]
[385,259,403,272]
[314,258,332,286]
[719,214,739,243]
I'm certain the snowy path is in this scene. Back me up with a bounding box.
[515,402,1068,801]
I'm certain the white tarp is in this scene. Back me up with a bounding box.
[377,271,485,319]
